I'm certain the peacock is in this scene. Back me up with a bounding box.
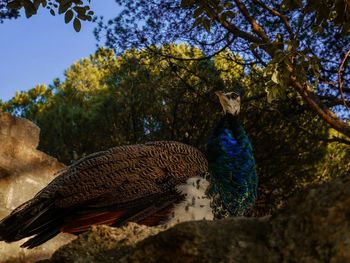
[0,90,257,248]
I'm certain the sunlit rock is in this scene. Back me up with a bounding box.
[0,112,74,263]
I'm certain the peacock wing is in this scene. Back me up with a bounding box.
[49,141,208,209]
[0,141,208,248]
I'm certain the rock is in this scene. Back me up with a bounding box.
[50,218,274,263]
[0,113,65,213]
[0,112,40,149]
[269,175,350,263]
[118,218,275,263]
[0,113,74,263]
[48,174,350,263]
[50,223,167,263]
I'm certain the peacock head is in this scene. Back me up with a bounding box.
[215,90,241,116]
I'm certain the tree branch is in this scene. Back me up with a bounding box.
[319,96,350,107]
[252,0,294,38]
[338,47,350,109]
[145,36,234,61]
[233,0,270,42]
[202,4,264,45]
[343,87,350,94]
[291,77,350,138]
[296,124,350,146]
[201,2,350,139]
[270,107,350,146]
[250,48,268,66]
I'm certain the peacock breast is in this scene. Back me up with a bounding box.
[165,175,214,225]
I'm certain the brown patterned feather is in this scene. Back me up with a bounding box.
[61,210,126,233]
[51,141,207,208]
[0,141,207,248]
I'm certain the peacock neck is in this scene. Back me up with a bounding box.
[206,113,257,218]
[212,114,241,137]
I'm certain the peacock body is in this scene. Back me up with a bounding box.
[0,90,257,248]
[207,114,257,218]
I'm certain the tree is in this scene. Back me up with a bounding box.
[1,84,53,119]
[4,0,350,215]
[94,0,350,141]
[7,0,350,139]
[3,45,338,216]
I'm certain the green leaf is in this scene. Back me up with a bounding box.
[192,17,203,29]
[223,11,235,19]
[203,19,211,33]
[65,9,74,24]
[194,7,203,18]
[271,70,279,84]
[7,1,22,10]
[282,0,302,10]
[180,0,195,8]
[23,0,37,18]
[60,0,72,6]
[73,6,87,16]
[250,43,258,50]
[77,13,89,21]
[73,18,81,32]
[33,0,41,9]
[265,86,274,103]
[50,9,55,16]
[223,2,233,9]
[59,2,71,14]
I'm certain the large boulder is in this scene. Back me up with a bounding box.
[50,218,273,263]
[269,174,350,262]
[0,113,74,263]
[50,223,168,263]
[49,174,350,263]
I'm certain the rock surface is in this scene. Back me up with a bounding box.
[0,113,74,263]
[269,174,350,262]
[50,218,273,263]
[50,223,167,263]
[48,174,350,263]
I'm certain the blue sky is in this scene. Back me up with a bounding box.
[0,1,120,101]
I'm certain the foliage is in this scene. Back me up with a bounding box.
[1,84,53,120]
[94,0,350,139]
[6,1,350,135]
[7,0,93,31]
[2,45,340,216]
[0,0,19,22]
[3,0,350,217]
[3,45,228,162]
[316,128,350,180]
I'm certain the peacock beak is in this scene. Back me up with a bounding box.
[215,91,224,97]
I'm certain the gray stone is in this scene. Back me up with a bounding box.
[0,113,74,263]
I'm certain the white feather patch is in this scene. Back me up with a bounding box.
[166,176,214,225]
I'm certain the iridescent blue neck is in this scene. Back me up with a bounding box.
[206,114,257,218]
